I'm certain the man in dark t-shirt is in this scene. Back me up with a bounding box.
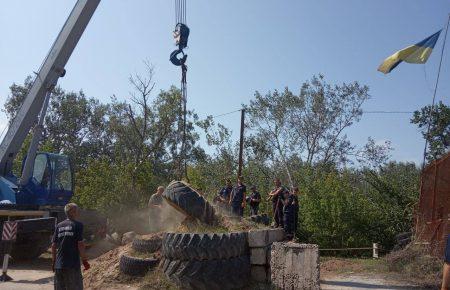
[230,176,246,217]
[267,178,286,228]
[283,189,297,240]
[214,179,233,213]
[52,203,89,290]
[219,179,233,203]
[248,185,261,215]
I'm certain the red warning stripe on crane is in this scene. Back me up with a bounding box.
[2,221,18,241]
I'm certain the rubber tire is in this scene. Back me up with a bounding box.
[163,181,216,224]
[162,232,248,261]
[162,256,251,290]
[132,236,162,253]
[119,254,159,276]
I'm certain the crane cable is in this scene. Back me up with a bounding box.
[172,0,189,180]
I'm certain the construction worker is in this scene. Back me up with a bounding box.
[214,179,233,212]
[229,176,246,217]
[282,190,296,240]
[247,185,261,215]
[148,186,164,232]
[267,178,286,228]
[442,234,450,290]
[52,203,90,290]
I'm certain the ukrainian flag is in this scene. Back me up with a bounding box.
[378,30,442,74]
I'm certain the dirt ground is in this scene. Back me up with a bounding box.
[0,255,437,290]
[320,257,432,290]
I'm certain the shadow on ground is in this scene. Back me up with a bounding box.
[321,279,430,290]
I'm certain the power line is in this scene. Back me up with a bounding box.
[363,111,413,114]
[209,109,414,119]
[210,109,242,119]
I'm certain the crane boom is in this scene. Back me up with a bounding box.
[0,0,100,176]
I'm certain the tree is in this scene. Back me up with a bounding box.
[411,101,450,162]
[246,75,389,183]
[3,76,111,170]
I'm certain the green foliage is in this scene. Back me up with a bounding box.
[3,71,421,253]
[411,101,450,162]
[299,170,379,249]
[72,158,161,215]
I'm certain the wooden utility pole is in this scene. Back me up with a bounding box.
[237,109,245,180]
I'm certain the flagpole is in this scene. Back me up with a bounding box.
[421,13,450,169]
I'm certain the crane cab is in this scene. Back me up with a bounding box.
[16,152,74,206]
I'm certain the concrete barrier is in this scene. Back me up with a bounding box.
[267,228,284,244]
[248,228,285,248]
[250,247,269,265]
[270,242,320,290]
[251,265,269,282]
[248,229,269,247]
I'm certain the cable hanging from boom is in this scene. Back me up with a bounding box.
[171,0,189,180]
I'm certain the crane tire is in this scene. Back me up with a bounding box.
[132,236,162,253]
[162,232,248,261]
[119,254,159,276]
[163,181,216,225]
[161,255,250,290]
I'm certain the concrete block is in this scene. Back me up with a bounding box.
[250,247,268,265]
[267,228,284,243]
[251,265,268,282]
[270,242,320,290]
[248,229,269,247]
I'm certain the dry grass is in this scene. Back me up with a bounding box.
[139,268,177,290]
[175,212,268,234]
[385,245,442,288]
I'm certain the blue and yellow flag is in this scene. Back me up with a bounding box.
[378,30,442,74]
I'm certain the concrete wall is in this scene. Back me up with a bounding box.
[270,242,320,290]
[248,228,284,283]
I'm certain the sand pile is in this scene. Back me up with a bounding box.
[83,233,163,290]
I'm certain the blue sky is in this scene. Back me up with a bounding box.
[1,1,449,164]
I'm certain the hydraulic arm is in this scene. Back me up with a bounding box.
[0,0,100,177]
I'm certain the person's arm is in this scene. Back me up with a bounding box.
[78,241,87,261]
[76,223,90,270]
[442,262,450,290]
[267,189,278,201]
[241,187,247,208]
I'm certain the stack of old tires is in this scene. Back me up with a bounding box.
[119,235,162,276]
[161,232,250,290]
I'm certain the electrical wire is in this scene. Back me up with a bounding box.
[208,109,414,120]
[363,111,413,114]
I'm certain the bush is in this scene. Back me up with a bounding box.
[298,171,380,250]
